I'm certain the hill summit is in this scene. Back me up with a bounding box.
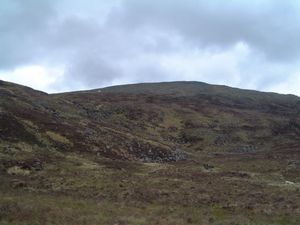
[0,80,299,224]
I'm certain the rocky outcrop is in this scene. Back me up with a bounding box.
[232,145,257,153]
[125,139,187,163]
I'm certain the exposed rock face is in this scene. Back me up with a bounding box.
[117,139,187,163]
[287,160,300,170]
[232,145,257,154]
[203,164,214,171]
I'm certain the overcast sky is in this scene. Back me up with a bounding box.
[0,0,300,95]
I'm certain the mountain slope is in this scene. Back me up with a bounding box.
[0,80,299,225]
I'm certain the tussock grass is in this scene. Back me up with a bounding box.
[46,131,72,145]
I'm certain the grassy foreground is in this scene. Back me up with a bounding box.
[1,148,299,225]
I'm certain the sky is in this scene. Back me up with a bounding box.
[0,0,300,95]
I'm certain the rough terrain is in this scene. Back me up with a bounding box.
[0,80,299,225]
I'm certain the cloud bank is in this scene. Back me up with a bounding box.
[0,0,300,95]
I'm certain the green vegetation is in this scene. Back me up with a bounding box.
[46,131,72,145]
[0,80,299,224]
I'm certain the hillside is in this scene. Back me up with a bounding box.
[0,80,299,225]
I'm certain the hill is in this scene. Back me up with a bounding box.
[0,80,299,225]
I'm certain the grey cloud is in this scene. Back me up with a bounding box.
[0,0,57,69]
[0,0,300,95]
[64,53,122,88]
[45,11,180,88]
[112,0,300,61]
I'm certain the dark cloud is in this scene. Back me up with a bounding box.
[112,0,300,61]
[65,53,121,88]
[0,0,300,94]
